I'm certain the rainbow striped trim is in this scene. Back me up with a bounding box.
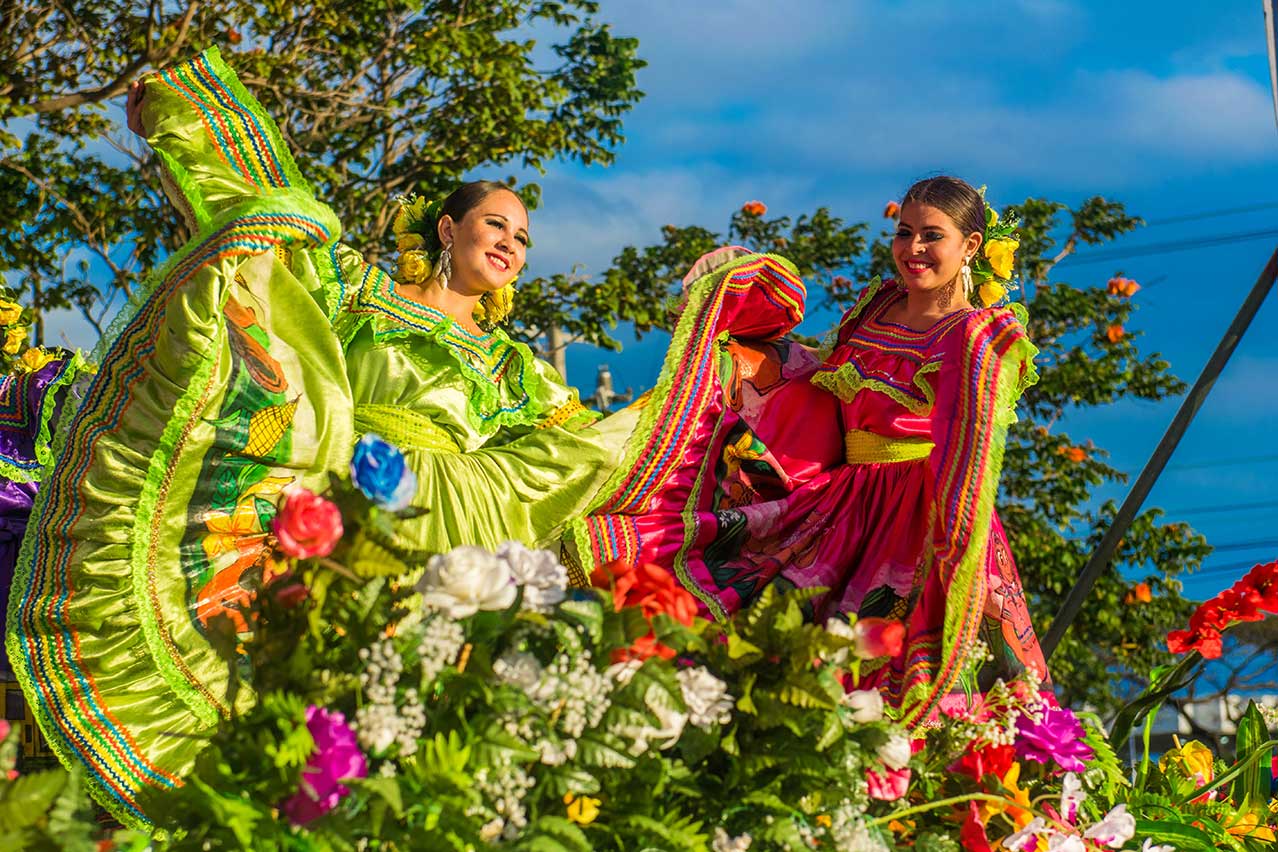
[0,356,89,482]
[570,254,805,599]
[898,308,1035,725]
[153,50,303,201]
[8,210,334,824]
[594,256,803,515]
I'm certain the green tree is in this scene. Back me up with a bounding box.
[1,0,643,339]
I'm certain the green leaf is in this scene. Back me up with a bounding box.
[0,769,66,833]
[521,815,593,852]
[1230,700,1273,806]
[350,774,404,819]
[1130,818,1219,851]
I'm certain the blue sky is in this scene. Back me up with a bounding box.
[34,0,1278,601]
[520,0,1278,601]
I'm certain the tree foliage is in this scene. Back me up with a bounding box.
[5,5,1210,715]
[1,0,643,337]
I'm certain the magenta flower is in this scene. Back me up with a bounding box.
[1014,705,1094,772]
[281,705,367,825]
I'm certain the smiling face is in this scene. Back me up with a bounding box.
[892,202,983,296]
[438,188,529,295]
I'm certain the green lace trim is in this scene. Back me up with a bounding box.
[0,352,94,484]
[811,359,941,415]
[340,267,560,433]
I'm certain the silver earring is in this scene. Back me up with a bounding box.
[437,243,453,289]
[960,257,974,296]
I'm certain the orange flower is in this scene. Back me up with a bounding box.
[1124,582,1153,605]
[1105,324,1125,344]
[1057,445,1089,463]
[1107,276,1141,297]
[592,561,699,661]
[741,200,767,217]
[883,200,901,219]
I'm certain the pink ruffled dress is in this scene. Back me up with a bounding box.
[576,278,1048,724]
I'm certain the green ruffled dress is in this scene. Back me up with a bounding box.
[4,48,634,825]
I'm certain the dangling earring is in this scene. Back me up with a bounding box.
[960,256,974,298]
[436,243,453,290]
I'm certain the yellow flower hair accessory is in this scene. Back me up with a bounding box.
[390,193,446,285]
[969,199,1021,307]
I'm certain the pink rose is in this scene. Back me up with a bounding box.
[866,767,910,801]
[273,488,343,559]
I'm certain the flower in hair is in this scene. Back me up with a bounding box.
[984,237,1019,279]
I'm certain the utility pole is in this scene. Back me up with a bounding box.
[1043,7,1278,659]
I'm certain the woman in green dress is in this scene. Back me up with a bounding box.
[5,48,806,825]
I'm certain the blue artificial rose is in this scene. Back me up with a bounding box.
[350,434,417,511]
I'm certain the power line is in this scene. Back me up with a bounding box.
[1057,228,1278,268]
[1163,499,1278,516]
[1144,201,1278,227]
[1206,537,1278,553]
[1164,453,1278,472]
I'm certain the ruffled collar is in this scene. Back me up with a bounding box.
[340,264,547,431]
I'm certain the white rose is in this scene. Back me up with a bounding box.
[677,666,734,729]
[416,546,516,618]
[876,733,912,770]
[841,689,884,724]
[496,540,568,612]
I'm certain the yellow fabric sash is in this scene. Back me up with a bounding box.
[844,429,934,465]
[354,403,461,453]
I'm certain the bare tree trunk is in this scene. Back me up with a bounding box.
[547,325,567,382]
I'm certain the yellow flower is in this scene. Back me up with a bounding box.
[1160,739,1214,786]
[1225,808,1276,842]
[984,238,1018,279]
[3,326,27,355]
[979,762,1032,827]
[0,300,22,325]
[397,232,426,252]
[564,793,600,826]
[986,206,999,228]
[391,195,428,236]
[17,347,57,373]
[395,250,431,284]
[978,280,1007,306]
[815,814,832,828]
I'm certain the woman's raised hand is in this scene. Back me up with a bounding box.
[126,79,148,138]
[681,245,752,288]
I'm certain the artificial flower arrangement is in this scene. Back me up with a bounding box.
[1,437,1275,850]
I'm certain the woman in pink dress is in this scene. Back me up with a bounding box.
[573,176,1047,725]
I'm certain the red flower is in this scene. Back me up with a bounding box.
[959,800,995,852]
[883,201,901,219]
[1169,562,1278,658]
[952,743,1015,781]
[741,200,767,217]
[273,488,343,559]
[1105,324,1126,344]
[593,561,699,661]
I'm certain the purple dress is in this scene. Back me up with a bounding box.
[0,354,90,677]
